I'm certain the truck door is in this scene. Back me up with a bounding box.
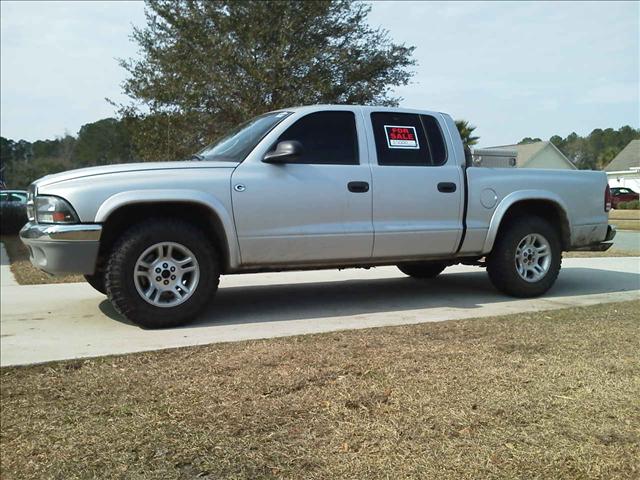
[231,110,374,266]
[367,111,464,258]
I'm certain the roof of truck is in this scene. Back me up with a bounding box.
[282,104,447,117]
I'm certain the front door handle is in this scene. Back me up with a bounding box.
[348,181,369,193]
[437,182,457,193]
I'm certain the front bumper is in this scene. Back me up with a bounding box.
[570,225,617,252]
[19,222,102,275]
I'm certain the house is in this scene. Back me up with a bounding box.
[479,141,577,169]
[605,139,640,191]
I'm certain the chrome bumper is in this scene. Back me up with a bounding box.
[19,222,102,275]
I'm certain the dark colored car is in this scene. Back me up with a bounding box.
[0,189,28,234]
[610,187,639,208]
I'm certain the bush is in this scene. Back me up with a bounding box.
[618,200,640,210]
[0,203,28,234]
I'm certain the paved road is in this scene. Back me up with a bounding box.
[2,257,638,366]
[612,230,640,253]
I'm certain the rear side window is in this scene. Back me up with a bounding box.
[420,115,447,165]
[371,112,428,166]
[371,112,447,166]
[277,111,358,165]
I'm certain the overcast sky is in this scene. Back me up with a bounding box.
[1,0,638,146]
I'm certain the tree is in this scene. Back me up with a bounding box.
[118,0,416,160]
[518,137,542,144]
[455,120,479,148]
[72,118,134,167]
[547,126,640,170]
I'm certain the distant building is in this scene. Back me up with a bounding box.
[476,141,576,169]
[605,139,640,191]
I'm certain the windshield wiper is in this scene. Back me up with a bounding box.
[188,153,204,161]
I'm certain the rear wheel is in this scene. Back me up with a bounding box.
[397,261,447,279]
[105,219,219,328]
[487,216,561,297]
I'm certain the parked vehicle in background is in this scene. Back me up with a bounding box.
[0,189,28,234]
[610,187,639,209]
[1,190,28,203]
[20,105,616,328]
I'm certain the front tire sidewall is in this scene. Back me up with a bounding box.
[106,220,219,328]
[487,217,562,297]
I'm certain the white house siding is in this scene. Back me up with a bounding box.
[607,171,640,191]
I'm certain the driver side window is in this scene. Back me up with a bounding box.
[277,111,359,165]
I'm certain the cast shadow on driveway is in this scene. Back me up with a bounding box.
[98,266,640,329]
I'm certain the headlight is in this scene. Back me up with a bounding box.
[35,196,79,224]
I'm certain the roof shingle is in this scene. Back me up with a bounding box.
[604,139,640,172]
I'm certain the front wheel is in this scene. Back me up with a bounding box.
[487,216,562,297]
[84,272,106,295]
[105,219,220,328]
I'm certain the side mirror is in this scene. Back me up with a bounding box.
[263,140,303,164]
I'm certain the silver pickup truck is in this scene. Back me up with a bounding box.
[20,105,616,328]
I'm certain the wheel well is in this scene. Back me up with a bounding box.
[97,202,230,272]
[499,200,571,249]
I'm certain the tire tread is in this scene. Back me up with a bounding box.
[105,218,219,328]
[487,216,562,297]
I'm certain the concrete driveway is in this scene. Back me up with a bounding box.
[1,257,639,366]
[612,230,640,253]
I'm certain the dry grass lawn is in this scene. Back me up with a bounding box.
[1,301,639,479]
[610,209,640,221]
[609,209,640,231]
[564,249,637,258]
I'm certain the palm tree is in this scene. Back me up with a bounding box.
[455,120,479,148]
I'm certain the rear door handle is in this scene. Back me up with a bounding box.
[348,181,369,193]
[437,182,457,193]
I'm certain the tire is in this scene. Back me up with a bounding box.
[105,218,219,328]
[397,261,447,279]
[487,216,562,297]
[84,272,106,295]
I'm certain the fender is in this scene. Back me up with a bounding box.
[482,190,572,254]
[95,189,241,268]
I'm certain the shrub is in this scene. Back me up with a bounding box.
[618,200,640,210]
[0,203,28,234]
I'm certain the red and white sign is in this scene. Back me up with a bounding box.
[384,125,419,149]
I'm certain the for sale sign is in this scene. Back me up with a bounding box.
[384,125,420,149]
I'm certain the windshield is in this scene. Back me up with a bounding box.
[197,111,292,162]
